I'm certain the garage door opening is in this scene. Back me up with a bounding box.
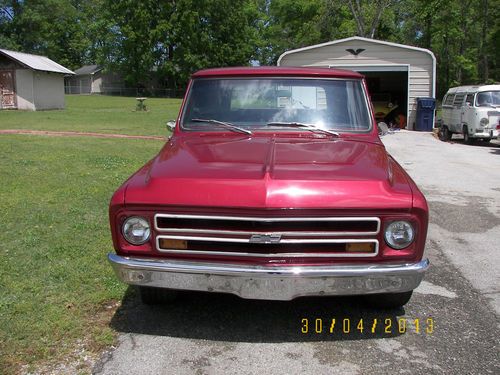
[329,65,409,128]
[363,71,408,126]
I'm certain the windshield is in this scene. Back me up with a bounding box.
[475,91,500,107]
[181,78,372,133]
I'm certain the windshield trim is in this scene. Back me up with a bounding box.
[179,76,374,134]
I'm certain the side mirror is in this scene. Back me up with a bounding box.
[166,120,176,131]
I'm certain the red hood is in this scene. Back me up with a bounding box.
[124,134,413,209]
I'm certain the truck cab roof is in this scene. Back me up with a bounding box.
[191,66,364,79]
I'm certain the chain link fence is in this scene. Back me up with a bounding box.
[64,86,185,98]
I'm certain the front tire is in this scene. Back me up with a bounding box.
[463,126,474,144]
[364,291,413,309]
[139,286,178,305]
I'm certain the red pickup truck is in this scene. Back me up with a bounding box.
[108,67,429,308]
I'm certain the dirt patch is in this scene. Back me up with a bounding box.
[0,129,166,141]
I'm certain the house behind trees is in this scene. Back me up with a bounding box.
[65,65,124,95]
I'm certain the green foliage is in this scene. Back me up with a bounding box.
[97,0,259,88]
[255,0,499,93]
[168,0,259,83]
[1,0,498,92]
[388,0,499,95]
[0,0,92,69]
[0,134,163,373]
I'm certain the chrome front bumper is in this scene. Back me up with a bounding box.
[473,129,497,138]
[108,254,429,301]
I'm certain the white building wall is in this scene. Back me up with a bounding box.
[278,38,435,130]
[15,69,35,110]
[33,71,65,110]
[91,75,102,93]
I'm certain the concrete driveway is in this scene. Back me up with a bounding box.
[94,132,499,375]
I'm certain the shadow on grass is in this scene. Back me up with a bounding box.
[110,286,406,343]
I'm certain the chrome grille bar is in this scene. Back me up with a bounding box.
[154,213,381,258]
[154,214,381,237]
[156,236,379,258]
[158,235,376,244]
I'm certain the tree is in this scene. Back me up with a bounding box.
[97,0,259,89]
[0,0,92,69]
[1,0,498,92]
[256,0,351,65]
[0,1,19,50]
[168,0,260,85]
[346,0,395,38]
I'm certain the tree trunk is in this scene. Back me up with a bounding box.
[443,33,450,90]
[456,0,472,83]
[347,0,366,36]
[479,0,489,82]
[347,0,391,38]
[424,12,432,49]
[368,6,385,38]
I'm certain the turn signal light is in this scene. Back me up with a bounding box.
[346,243,375,253]
[159,238,188,249]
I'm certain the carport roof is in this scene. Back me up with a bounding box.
[277,36,436,66]
[0,48,74,75]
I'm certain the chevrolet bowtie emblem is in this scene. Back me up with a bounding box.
[249,234,282,244]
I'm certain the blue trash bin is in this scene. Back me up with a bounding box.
[415,97,436,131]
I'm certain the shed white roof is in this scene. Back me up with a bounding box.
[0,48,74,75]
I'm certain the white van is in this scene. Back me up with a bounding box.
[440,84,500,143]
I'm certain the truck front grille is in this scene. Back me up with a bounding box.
[154,213,380,258]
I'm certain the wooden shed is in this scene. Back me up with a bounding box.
[278,36,436,129]
[0,49,74,111]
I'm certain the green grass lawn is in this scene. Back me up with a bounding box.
[0,135,165,373]
[0,95,182,137]
[0,97,180,373]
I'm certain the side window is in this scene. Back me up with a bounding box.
[465,94,475,106]
[453,93,465,107]
[444,94,455,106]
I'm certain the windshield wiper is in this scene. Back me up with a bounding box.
[265,122,340,137]
[190,118,252,135]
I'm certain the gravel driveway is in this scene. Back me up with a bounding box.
[94,131,499,375]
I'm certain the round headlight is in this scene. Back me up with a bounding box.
[384,221,415,249]
[122,216,151,245]
[480,118,489,126]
